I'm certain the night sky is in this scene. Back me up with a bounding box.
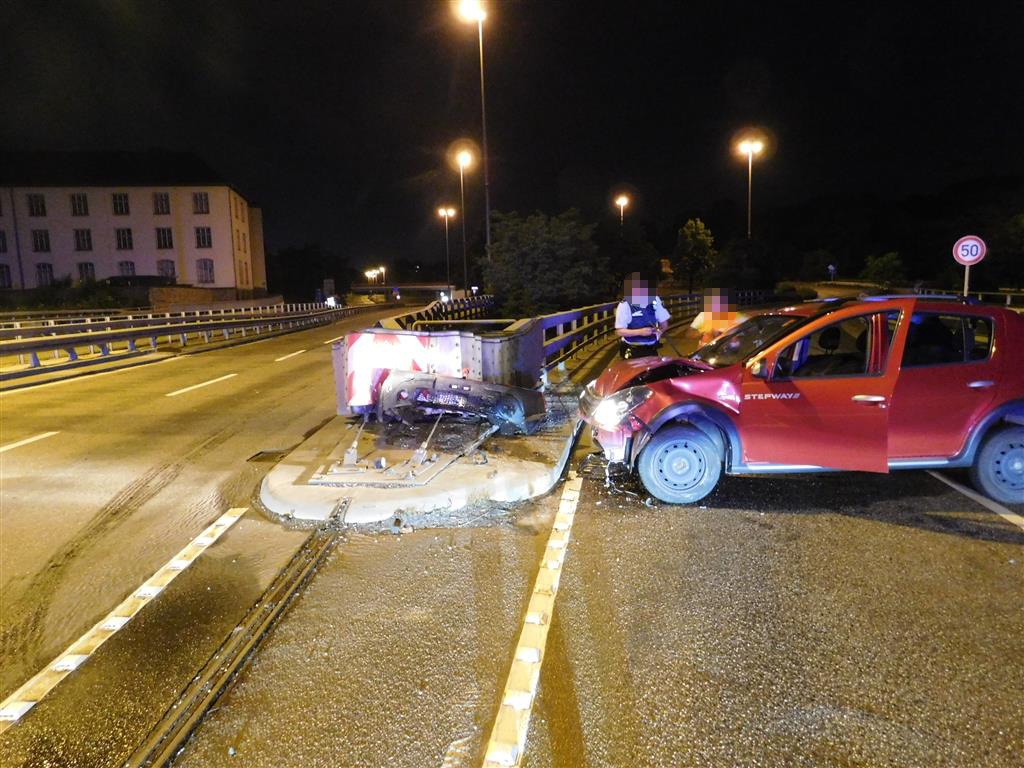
[4,1,1022,269]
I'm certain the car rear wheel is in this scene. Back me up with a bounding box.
[970,425,1024,505]
[637,425,723,504]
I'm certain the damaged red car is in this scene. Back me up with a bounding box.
[579,296,1024,505]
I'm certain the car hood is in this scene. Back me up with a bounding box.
[593,356,713,396]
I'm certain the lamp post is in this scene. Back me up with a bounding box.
[457,149,474,297]
[438,207,456,299]
[736,138,764,239]
[456,0,491,252]
[614,194,630,228]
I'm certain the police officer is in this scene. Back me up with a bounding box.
[615,272,671,358]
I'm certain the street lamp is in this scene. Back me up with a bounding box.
[378,265,386,286]
[437,206,456,299]
[456,0,491,252]
[457,149,474,297]
[736,138,764,239]
[614,194,630,227]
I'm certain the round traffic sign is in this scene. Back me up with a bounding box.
[953,235,986,266]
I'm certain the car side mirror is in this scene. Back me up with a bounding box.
[749,358,769,379]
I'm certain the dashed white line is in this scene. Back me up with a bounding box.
[322,333,348,345]
[482,475,583,768]
[927,470,1024,532]
[0,507,248,732]
[164,373,238,398]
[274,349,307,362]
[0,356,183,398]
[0,431,60,454]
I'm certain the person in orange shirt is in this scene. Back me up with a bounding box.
[686,287,749,346]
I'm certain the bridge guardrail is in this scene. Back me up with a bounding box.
[1,303,388,371]
[538,289,772,370]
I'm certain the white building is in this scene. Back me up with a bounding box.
[0,151,267,295]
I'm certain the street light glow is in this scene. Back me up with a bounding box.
[438,206,456,219]
[737,139,764,156]
[615,194,630,209]
[457,149,474,170]
[456,0,486,23]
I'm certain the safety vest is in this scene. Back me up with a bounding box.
[622,301,659,345]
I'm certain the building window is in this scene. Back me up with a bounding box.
[153,192,171,215]
[156,227,174,249]
[118,260,136,277]
[157,259,176,278]
[74,228,93,252]
[36,263,54,287]
[193,192,210,214]
[0,264,11,289]
[27,193,47,217]
[196,258,214,283]
[115,228,134,250]
[195,226,212,248]
[32,229,51,252]
[112,192,130,216]
[70,193,89,216]
[78,262,95,282]
[0,230,6,254]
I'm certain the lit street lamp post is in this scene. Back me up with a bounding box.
[457,149,474,297]
[437,206,456,299]
[456,0,491,252]
[736,138,764,239]
[614,193,630,228]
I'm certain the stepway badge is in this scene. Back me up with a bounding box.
[744,393,801,400]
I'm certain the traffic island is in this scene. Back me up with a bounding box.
[259,396,582,526]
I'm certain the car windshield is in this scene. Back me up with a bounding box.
[690,314,804,368]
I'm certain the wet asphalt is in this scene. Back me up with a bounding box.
[2,319,1023,767]
[165,459,1023,768]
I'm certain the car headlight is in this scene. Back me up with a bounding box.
[590,386,653,430]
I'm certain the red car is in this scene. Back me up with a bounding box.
[580,296,1024,505]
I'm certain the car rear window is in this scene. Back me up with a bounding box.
[901,313,993,367]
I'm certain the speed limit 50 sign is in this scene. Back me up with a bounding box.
[953,235,986,266]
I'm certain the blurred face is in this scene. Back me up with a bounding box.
[626,278,650,304]
[704,289,733,314]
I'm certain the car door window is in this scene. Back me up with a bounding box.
[775,314,876,379]
[901,313,992,367]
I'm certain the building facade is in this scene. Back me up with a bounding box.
[0,151,267,295]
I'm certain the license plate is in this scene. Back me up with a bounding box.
[431,391,469,408]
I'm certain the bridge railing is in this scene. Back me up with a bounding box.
[538,289,772,370]
[918,288,1023,307]
[1,303,386,372]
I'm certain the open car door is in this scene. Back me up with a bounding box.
[738,299,912,473]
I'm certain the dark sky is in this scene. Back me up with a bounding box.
[3,0,1022,268]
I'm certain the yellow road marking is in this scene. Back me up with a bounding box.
[0,507,248,732]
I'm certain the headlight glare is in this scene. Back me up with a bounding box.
[590,386,653,430]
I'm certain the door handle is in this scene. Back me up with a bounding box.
[852,395,887,404]
[968,380,995,389]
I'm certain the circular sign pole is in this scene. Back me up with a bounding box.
[952,235,987,297]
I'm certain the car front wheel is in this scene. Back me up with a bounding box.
[970,425,1024,505]
[636,425,723,504]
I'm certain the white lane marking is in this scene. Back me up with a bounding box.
[0,507,248,732]
[927,471,1024,532]
[0,431,60,454]
[0,356,183,398]
[482,475,583,768]
[164,373,238,398]
[274,349,307,362]
[322,333,348,345]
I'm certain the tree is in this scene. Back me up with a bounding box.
[860,251,905,287]
[671,218,718,293]
[482,209,612,316]
[596,219,662,285]
[707,238,766,288]
[798,248,836,282]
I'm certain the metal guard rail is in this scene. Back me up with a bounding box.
[1,304,386,369]
[539,289,773,370]
[378,295,495,330]
[0,301,345,332]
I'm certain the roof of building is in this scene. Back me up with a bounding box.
[0,150,230,189]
